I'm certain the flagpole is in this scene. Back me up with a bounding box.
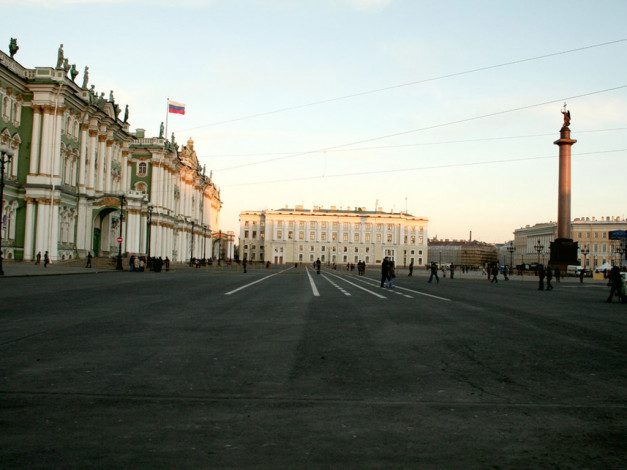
[165,97,169,140]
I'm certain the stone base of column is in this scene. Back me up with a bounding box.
[549,238,579,270]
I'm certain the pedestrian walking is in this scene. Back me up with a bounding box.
[165,256,170,271]
[386,260,396,288]
[408,260,414,277]
[546,266,553,290]
[44,251,50,268]
[315,258,321,274]
[450,263,455,279]
[606,265,623,303]
[381,257,389,287]
[35,251,41,265]
[579,268,585,283]
[428,262,439,283]
[491,264,498,283]
[538,264,545,291]
[555,266,561,282]
[86,251,93,268]
[242,258,247,273]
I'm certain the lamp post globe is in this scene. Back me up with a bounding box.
[0,143,15,276]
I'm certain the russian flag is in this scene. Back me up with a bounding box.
[168,100,185,115]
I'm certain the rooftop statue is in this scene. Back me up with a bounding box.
[82,66,89,88]
[123,105,129,123]
[9,38,18,58]
[70,64,78,82]
[56,44,64,69]
[63,58,70,75]
[159,122,164,138]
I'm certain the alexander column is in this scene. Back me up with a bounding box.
[549,104,578,268]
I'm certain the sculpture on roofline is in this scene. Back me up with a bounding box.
[82,66,89,88]
[63,58,70,75]
[56,44,64,69]
[70,64,78,82]
[123,105,129,123]
[9,38,18,58]
[159,122,164,138]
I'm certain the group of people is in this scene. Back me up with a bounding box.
[34,251,50,268]
[129,255,170,272]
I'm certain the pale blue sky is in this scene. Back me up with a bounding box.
[2,0,626,242]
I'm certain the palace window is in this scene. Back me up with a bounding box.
[137,162,147,176]
[354,234,359,243]
[365,234,371,243]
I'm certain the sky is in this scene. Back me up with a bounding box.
[2,0,626,243]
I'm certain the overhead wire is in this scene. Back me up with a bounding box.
[214,85,627,171]
[221,148,627,188]
[174,38,627,133]
[198,127,627,158]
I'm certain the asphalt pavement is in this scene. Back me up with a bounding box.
[0,265,624,469]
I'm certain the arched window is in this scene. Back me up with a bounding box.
[137,162,147,176]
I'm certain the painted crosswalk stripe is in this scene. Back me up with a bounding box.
[306,267,321,296]
[225,267,294,295]
[322,274,351,296]
[326,272,387,299]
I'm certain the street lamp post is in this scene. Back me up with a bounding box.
[190,220,195,266]
[616,244,625,267]
[218,230,222,266]
[203,225,207,260]
[534,239,544,265]
[0,143,15,276]
[147,205,153,260]
[507,241,516,275]
[580,244,589,271]
[115,195,125,271]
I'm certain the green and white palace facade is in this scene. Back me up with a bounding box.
[0,43,224,263]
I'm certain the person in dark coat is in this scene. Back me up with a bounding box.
[381,257,389,287]
[538,264,545,290]
[86,251,93,268]
[546,265,553,290]
[315,258,321,274]
[408,260,414,277]
[554,266,561,282]
[491,264,498,283]
[606,265,623,303]
[428,262,439,283]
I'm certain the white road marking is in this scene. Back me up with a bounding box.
[326,272,387,299]
[321,274,352,296]
[225,267,294,295]
[356,275,452,302]
[306,267,321,297]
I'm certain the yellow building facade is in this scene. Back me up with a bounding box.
[239,206,428,266]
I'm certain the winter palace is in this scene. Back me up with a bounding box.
[0,41,231,264]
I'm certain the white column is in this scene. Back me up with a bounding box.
[39,110,52,175]
[34,200,47,259]
[96,135,106,192]
[30,107,42,174]
[104,140,113,193]
[78,125,88,190]
[50,201,59,260]
[121,151,129,192]
[87,130,97,191]
[22,199,36,261]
